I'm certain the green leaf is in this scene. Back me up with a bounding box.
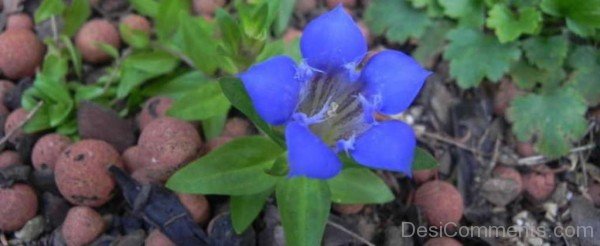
[167,83,231,121]
[117,51,179,98]
[409,0,444,17]
[62,0,91,36]
[541,0,600,37]
[216,9,242,56]
[23,105,52,133]
[238,2,270,40]
[507,87,588,158]
[327,167,394,204]
[129,0,159,17]
[119,23,150,49]
[202,113,228,140]
[509,60,565,90]
[172,15,220,74]
[567,46,600,106]
[444,28,521,88]
[61,36,83,78]
[141,71,210,99]
[274,0,296,36]
[154,0,189,40]
[166,137,283,195]
[276,177,330,246]
[412,147,439,170]
[438,0,485,27]
[486,5,542,43]
[231,188,273,234]
[567,45,599,68]
[365,0,431,43]
[522,35,569,70]
[219,77,285,146]
[96,43,120,59]
[413,20,453,68]
[34,0,66,23]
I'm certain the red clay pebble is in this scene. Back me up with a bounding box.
[523,171,555,203]
[424,237,462,246]
[145,230,175,246]
[414,181,463,228]
[32,133,72,171]
[122,145,147,172]
[493,166,523,193]
[138,96,173,130]
[120,14,152,34]
[192,0,226,16]
[206,136,232,152]
[75,19,121,64]
[0,150,22,168]
[588,183,600,207]
[4,108,28,145]
[55,139,124,207]
[333,204,364,215]
[61,206,105,246]
[0,184,38,231]
[413,168,438,185]
[178,193,211,225]
[295,0,317,13]
[326,0,357,8]
[138,117,202,181]
[6,13,34,30]
[516,141,536,157]
[223,117,251,138]
[0,29,45,79]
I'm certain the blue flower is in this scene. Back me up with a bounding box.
[239,6,431,179]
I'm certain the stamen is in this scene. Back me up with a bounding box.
[292,96,334,125]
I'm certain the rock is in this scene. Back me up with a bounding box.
[414,181,463,228]
[78,101,135,152]
[31,133,72,171]
[61,206,106,246]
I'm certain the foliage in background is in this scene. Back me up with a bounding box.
[365,0,600,158]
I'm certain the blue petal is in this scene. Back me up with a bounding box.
[350,121,415,175]
[300,6,367,71]
[286,122,342,179]
[239,56,301,125]
[361,50,431,115]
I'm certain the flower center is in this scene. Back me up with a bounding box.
[295,71,371,147]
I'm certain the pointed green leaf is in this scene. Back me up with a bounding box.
[167,137,283,195]
[34,0,66,23]
[231,188,273,234]
[412,147,439,171]
[276,177,331,246]
[62,0,91,36]
[167,83,231,121]
[327,167,394,204]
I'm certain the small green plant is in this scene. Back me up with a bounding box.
[365,0,599,158]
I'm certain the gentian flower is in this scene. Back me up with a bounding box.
[239,6,431,179]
